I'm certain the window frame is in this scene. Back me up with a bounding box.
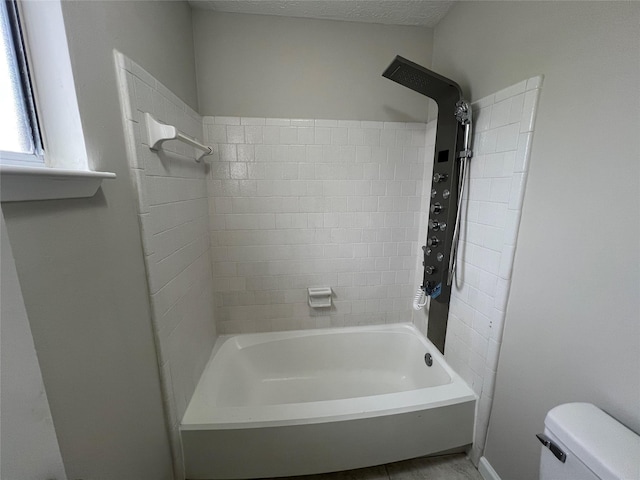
[0,0,115,202]
[1,0,44,166]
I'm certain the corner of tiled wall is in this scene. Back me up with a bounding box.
[114,51,217,480]
[441,75,543,464]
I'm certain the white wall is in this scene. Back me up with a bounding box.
[115,53,217,478]
[1,2,198,478]
[432,2,640,479]
[205,116,428,333]
[193,12,433,122]
[1,210,66,480]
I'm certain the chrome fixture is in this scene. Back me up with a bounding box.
[424,352,433,367]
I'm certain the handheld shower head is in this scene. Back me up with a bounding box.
[454,100,472,125]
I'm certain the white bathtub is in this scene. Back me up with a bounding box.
[181,323,476,479]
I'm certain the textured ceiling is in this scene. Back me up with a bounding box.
[188,1,456,27]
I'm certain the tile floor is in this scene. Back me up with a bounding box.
[268,454,483,480]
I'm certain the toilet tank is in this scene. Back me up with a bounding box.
[539,403,640,480]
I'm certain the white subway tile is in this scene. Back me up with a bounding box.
[380,129,397,146]
[482,226,504,252]
[240,117,265,126]
[470,178,492,201]
[339,146,356,163]
[499,245,516,280]
[495,123,520,152]
[244,126,263,144]
[472,94,494,110]
[266,118,290,126]
[363,128,381,146]
[314,127,331,145]
[214,197,232,214]
[502,151,516,175]
[348,128,364,145]
[520,89,539,133]
[483,153,505,178]
[474,246,501,275]
[494,278,510,312]
[298,127,314,144]
[215,116,240,125]
[262,126,279,144]
[490,178,512,203]
[508,173,528,210]
[526,75,544,91]
[503,210,520,246]
[290,119,314,127]
[229,163,247,180]
[490,98,512,129]
[494,79,526,103]
[207,125,227,143]
[484,343,500,377]
[474,106,492,132]
[338,120,361,128]
[315,119,338,127]
[514,132,532,172]
[218,144,237,162]
[331,128,348,146]
[476,129,498,155]
[469,155,485,179]
[509,93,525,124]
[279,127,298,145]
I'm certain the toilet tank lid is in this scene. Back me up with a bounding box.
[545,403,640,480]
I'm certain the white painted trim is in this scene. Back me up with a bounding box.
[0,165,115,202]
[17,0,89,170]
[478,456,502,480]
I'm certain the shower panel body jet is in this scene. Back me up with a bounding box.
[382,56,471,353]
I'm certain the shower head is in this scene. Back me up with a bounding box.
[454,100,472,125]
[382,56,462,103]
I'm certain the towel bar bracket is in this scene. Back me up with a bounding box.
[145,112,213,163]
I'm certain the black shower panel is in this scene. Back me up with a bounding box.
[383,56,468,353]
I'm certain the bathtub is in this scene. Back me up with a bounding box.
[180,323,476,479]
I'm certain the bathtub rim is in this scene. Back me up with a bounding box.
[181,322,476,431]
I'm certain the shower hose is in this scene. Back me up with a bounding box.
[447,116,473,287]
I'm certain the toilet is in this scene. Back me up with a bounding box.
[539,403,640,480]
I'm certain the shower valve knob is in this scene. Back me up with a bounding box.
[425,266,437,275]
[429,220,441,230]
[430,203,442,214]
[427,237,439,247]
[433,173,448,183]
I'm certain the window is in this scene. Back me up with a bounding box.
[0,0,114,202]
[0,0,43,166]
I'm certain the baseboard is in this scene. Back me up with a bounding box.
[478,456,502,480]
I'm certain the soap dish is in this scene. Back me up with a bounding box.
[308,287,332,308]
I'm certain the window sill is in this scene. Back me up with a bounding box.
[0,165,116,202]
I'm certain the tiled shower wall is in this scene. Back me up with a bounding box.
[443,76,543,463]
[204,117,430,334]
[114,52,217,479]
